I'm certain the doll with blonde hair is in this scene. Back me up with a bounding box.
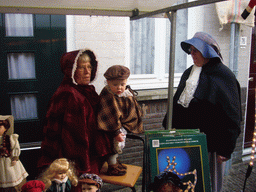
[39,158,78,192]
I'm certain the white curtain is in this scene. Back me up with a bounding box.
[10,94,38,120]
[8,52,37,120]
[8,53,36,79]
[5,13,33,37]
[6,13,37,120]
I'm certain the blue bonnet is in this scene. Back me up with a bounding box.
[181,32,223,60]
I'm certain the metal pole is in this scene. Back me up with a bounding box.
[130,0,226,20]
[165,11,177,130]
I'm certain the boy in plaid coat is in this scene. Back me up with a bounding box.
[97,65,144,176]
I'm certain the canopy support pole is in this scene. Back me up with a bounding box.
[165,11,177,130]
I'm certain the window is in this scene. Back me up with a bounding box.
[8,52,36,79]
[10,94,38,120]
[0,13,66,143]
[128,9,188,90]
[5,13,33,37]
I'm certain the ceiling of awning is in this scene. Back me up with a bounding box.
[0,0,225,17]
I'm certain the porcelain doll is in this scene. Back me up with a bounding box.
[0,115,28,192]
[97,65,144,176]
[39,158,78,192]
[78,173,103,192]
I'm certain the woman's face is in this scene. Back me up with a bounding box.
[74,61,92,85]
[81,183,98,192]
[107,79,127,95]
[0,125,6,136]
[189,45,209,67]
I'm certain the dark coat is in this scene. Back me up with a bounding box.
[38,78,112,175]
[163,59,241,159]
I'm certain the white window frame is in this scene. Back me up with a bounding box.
[128,18,171,90]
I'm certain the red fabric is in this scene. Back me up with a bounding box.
[21,180,45,192]
[248,0,256,8]
[37,79,112,175]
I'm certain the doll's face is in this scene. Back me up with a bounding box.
[0,125,7,136]
[54,171,67,181]
[81,183,98,192]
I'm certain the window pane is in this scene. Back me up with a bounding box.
[168,8,188,73]
[5,13,33,37]
[8,53,36,79]
[10,94,38,120]
[165,20,171,73]
[130,18,155,74]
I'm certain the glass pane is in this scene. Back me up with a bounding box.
[8,53,36,79]
[130,18,155,74]
[173,9,188,73]
[5,13,33,37]
[165,20,171,74]
[10,94,38,120]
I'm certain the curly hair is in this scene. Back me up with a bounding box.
[39,158,78,190]
[0,119,11,157]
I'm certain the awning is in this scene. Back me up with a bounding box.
[216,0,255,28]
[1,0,225,18]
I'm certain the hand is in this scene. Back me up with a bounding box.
[115,133,125,142]
[11,160,17,166]
[217,155,229,164]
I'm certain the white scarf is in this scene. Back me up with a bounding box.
[178,65,202,108]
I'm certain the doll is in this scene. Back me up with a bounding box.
[149,171,184,192]
[78,173,103,192]
[39,158,78,192]
[97,65,144,176]
[0,115,29,192]
[21,180,45,192]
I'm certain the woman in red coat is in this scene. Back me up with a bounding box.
[38,49,112,175]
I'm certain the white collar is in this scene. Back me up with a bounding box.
[53,176,68,184]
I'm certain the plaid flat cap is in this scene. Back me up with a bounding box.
[79,173,103,189]
[104,65,130,80]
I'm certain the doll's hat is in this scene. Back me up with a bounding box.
[0,115,14,135]
[79,173,103,189]
[104,65,130,80]
[21,180,45,192]
[149,171,183,191]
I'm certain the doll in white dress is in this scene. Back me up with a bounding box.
[0,115,28,192]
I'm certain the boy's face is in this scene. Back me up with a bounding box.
[107,79,127,95]
[81,183,98,192]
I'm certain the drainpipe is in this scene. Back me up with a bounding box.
[229,22,240,76]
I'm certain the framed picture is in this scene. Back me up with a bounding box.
[145,130,211,192]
